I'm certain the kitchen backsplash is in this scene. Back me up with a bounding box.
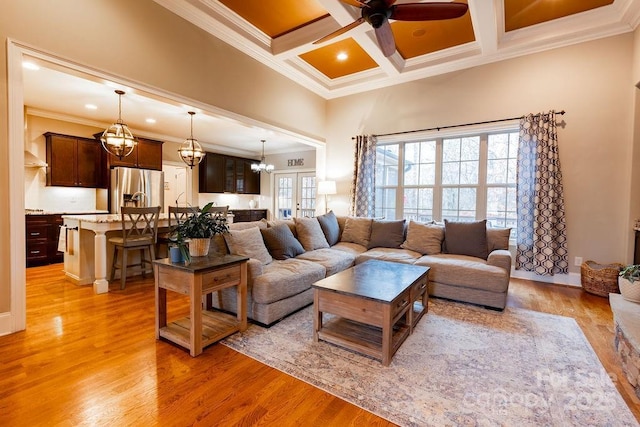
[197,193,264,210]
[24,166,106,211]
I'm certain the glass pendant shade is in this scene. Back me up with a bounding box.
[179,111,205,168]
[101,90,136,158]
[251,140,274,173]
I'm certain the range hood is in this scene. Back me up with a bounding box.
[24,151,48,168]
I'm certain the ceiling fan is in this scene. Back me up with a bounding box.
[314,0,469,57]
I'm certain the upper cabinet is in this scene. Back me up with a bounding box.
[93,133,163,170]
[45,132,107,188]
[199,152,260,194]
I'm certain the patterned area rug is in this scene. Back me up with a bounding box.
[222,299,638,426]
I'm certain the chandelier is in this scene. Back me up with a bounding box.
[251,139,274,173]
[178,111,205,168]
[101,90,136,158]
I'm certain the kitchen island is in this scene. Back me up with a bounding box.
[62,213,170,294]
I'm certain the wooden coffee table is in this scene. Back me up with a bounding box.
[312,259,430,366]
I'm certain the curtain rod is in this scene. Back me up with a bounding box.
[352,110,566,139]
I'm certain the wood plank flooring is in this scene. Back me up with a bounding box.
[0,264,638,425]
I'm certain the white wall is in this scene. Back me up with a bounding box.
[326,34,636,277]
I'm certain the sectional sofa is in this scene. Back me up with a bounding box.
[209,212,513,326]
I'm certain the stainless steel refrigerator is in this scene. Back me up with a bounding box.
[110,167,164,214]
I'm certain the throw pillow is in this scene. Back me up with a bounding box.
[266,219,297,236]
[401,221,444,255]
[316,210,340,246]
[368,219,406,249]
[340,217,373,248]
[444,219,488,259]
[293,217,330,251]
[260,223,305,260]
[487,227,511,252]
[223,227,273,265]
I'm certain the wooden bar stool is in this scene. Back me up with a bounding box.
[109,206,161,290]
[157,206,199,256]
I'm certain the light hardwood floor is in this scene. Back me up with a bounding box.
[0,264,638,425]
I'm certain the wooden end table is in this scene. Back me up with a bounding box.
[312,260,430,366]
[154,254,248,357]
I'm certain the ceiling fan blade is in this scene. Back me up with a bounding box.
[339,0,368,8]
[314,17,365,44]
[375,19,396,57]
[390,2,469,21]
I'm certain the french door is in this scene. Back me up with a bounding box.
[274,172,316,219]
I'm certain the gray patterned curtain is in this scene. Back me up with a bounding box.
[350,135,376,217]
[516,111,568,275]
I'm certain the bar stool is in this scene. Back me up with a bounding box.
[157,206,200,256]
[109,206,161,290]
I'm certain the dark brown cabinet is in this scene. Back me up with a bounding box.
[45,132,106,188]
[230,209,267,222]
[26,214,63,267]
[199,152,225,193]
[102,136,163,170]
[199,152,260,194]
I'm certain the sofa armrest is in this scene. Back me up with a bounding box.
[246,258,264,281]
[487,249,512,273]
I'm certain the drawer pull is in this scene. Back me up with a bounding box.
[30,250,41,254]
[30,232,41,236]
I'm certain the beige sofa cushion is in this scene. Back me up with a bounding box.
[414,254,509,293]
[401,221,444,255]
[229,220,267,231]
[252,259,326,304]
[297,248,356,276]
[356,248,422,265]
[487,228,511,251]
[341,217,373,247]
[294,217,330,251]
[224,227,272,265]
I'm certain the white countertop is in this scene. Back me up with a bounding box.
[62,213,170,223]
[26,210,109,215]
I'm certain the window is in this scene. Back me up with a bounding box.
[374,131,518,236]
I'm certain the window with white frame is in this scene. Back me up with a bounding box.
[374,130,518,237]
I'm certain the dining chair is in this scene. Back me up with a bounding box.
[109,206,161,290]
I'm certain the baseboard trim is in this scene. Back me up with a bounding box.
[511,269,581,287]
[0,312,13,336]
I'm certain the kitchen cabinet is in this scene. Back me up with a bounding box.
[230,209,267,223]
[94,133,164,170]
[199,152,260,194]
[26,214,63,267]
[45,132,107,188]
[198,152,225,193]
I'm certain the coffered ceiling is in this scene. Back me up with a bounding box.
[154,0,640,99]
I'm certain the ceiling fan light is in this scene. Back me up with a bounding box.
[101,90,136,159]
[179,111,205,168]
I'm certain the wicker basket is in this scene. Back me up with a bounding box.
[580,260,623,297]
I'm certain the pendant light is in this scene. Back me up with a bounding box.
[251,139,274,173]
[101,90,136,158]
[178,111,205,168]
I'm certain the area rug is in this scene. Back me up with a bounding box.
[222,299,638,426]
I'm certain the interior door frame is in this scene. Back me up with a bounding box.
[273,170,316,219]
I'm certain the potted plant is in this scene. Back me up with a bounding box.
[619,264,640,303]
[172,202,229,259]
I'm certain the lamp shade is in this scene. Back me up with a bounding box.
[317,180,337,195]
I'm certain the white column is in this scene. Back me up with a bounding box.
[93,231,109,294]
